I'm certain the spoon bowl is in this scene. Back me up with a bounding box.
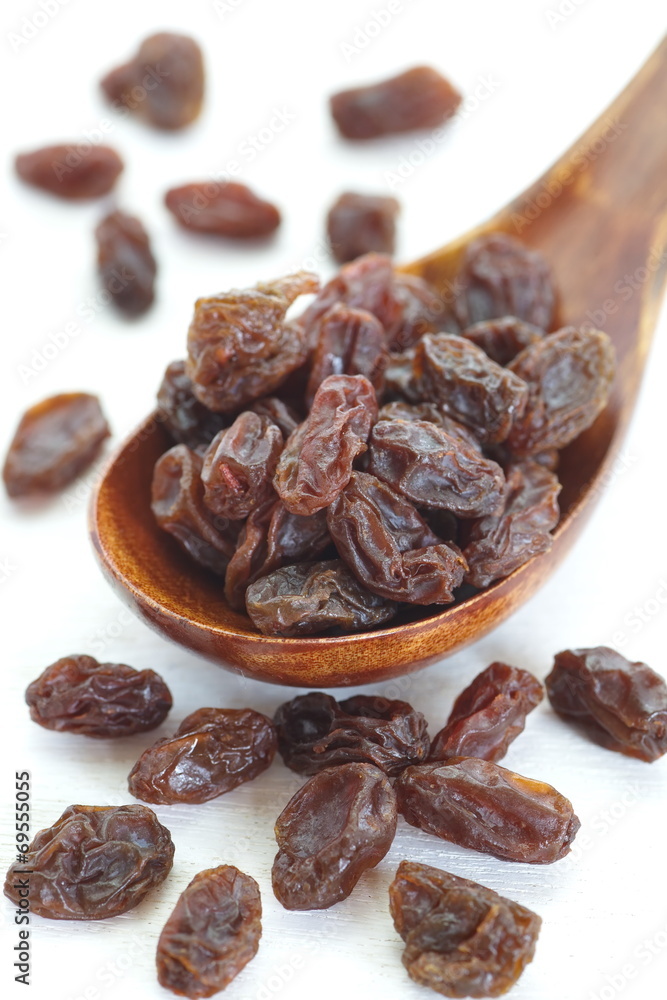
[90,40,667,687]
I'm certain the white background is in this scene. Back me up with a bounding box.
[1,2,667,999]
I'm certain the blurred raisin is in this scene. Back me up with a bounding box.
[3,804,173,919]
[101,33,204,129]
[274,691,430,776]
[186,272,318,412]
[157,361,227,449]
[151,444,240,574]
[200,413,283,520]
[274,374,378,515]
[129,707,276,804]
[248,397,300,439]
[15,144,123,199]
[454,233,555,330]
[246,559,397,636]
[389,273,454,351]
[389,861,541,998]
[507,326,615,456]
[327,471,467,605]
[383,349,423,404]
[157,865,261,999]
[414,333,529,444]
[464,460,561,588]
[26,654,172,738]
[95,209,157,317]
[165,181,280,238]
[272,763,397,910]
[3,393,110,498]
[462,315,544,366]
[429,662,543,763]
[546,647,667,762]
[331,66,461,139]
[306,306,387,407]
[396,758,579,863]
[327,192,399,263]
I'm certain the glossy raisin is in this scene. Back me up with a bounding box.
[305,304,387,407]
[165,181,280,238]
[245,559,397,636]
[3,393,110,498]
[272,763,397,910]
[454,233,555,330]
[464,460,561,588]
[507,326,615,456]
[389,861,541,998]
[157,361,227,449]
[383,349,425,404]
[95,209,157,317]
[396,758,579,863]
[186,272,318,412]
[128,707,276,804]
[462,315,544,366]
[327,471,467,604]
[389,273,453,351]
[377,402,482,451]
[101,33,204,129]
[200,413,283,520]
[331,66,461,139]
[3,804,174,919]
[157,865,261,998]
[274,691,430,776]
[25,654,172,738]
[151,444,240,574]
[327,191,399,263]
[248,397,300,439]
[274,374,378,515]
[429,662,543,762]
[15,144,123,199]
[545,647,667,762]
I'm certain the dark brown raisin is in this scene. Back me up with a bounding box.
[462,315,544,366]
[200,413,283,520]
[248,397,300,439]
[305,304,387,407]
[15,144,123,199]
[377,401,482,451]
[157,361,227,449]
[389,273,454,351]
[165,182,280,238]
[327,191,400,263]
[95,209,157,317]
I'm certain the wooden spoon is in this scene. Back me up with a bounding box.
[90,39,667,687]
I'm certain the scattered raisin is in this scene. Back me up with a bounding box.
[327,191,399,263]
[25,654,172,738]
[389,860,541,998]
[396,758,579,863]
[15,144,123,199]
[545,647,667,762]
[462,315,544,366]
[157,361,227,450]
[95,209,157,317]
[331,66,461,139]
[3,804,174,919]
[274,691,430,776]
[157,866,261,999]
[201,413,283,520]
[128,707,276,804]
[3,393,110,498]
[305,304,387,407]
[272,763,397,910]
[165,182,280,238]
[429,662,543,762]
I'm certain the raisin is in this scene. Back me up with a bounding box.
[274,374,378,515]
[367,419,505,517]
[389,860,541,998]
[186,272,319,412]
[3,393,110,498]
[454,233,555,330]
[3,804,173,919]
[200,413,283,520]
[274,692,430,776]
[15,144,123,199]
[462,315,544,366]
[429,662,543,762]
[157,361,227,449]
[383,349,423,404]
[245,559,397,636]
[414,334,529,444]
[331,66,461,139]
[327,471,467,604]
[389,273,453,351]
[157,866,261,999]
[396,758,579,863]
[128,707,276,804]
[507,326,615,456]
[151,444,240,574]
[463,460,560,588]
[25,654,172,738]
[272,763,397,910]
[101,33,204,129]
[305,304,388,407]
[327,192,400,263]
[165,181,281,238]
[377,402,482,451]
[248,397,300,439]
[545,647,667,762]
[95,210,157,317]
[224,501,330,611]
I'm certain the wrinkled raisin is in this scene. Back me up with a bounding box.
[462,315,544,366]
[305,304,387,407]
[15,144,123,199]
[377,402,482,451]
[248,397,300,439]
[157,361,227,450]
[389,273,453,351]
[200,413,283,520]
[327,191,399,263]
[95,209,157,317]
[165,182,280,238]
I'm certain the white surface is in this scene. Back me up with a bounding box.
[1,2,667,999]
